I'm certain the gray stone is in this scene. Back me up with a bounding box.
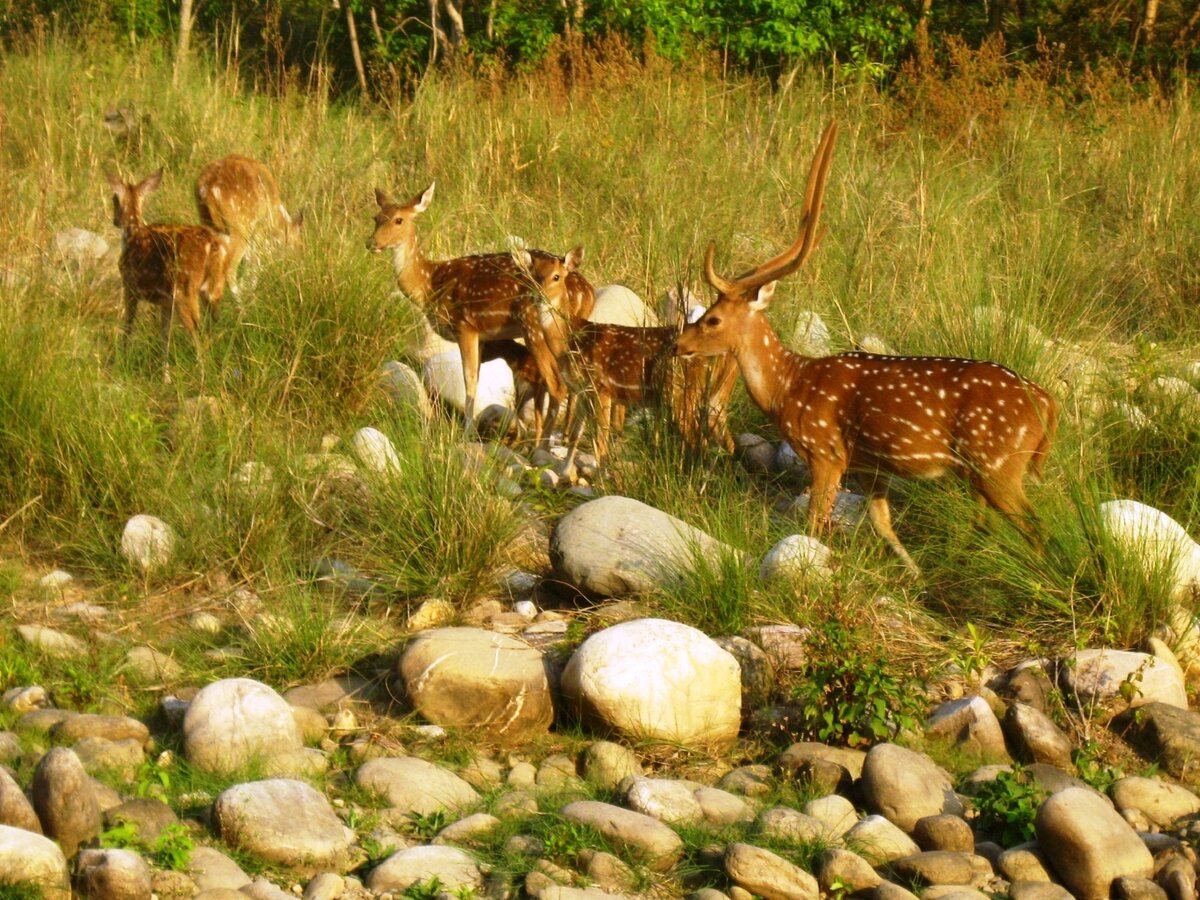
[560,800,683,870]
[103,799,179,843]
[123,646,183,683]
[1120,703,1200,781]
[0,823,70,898]
[0,765,41,832]
[433,812,501,846]
[32,747,100,858]
[803,794,858,838]
[215,779,353,875]
[186,845,251,891]
[1003,703,1074,768]
[581,741,643,789]
[861,743,962,831]
[119,515,176,571]
[365,845,483,893]
[17,625,87,658]
[73,737,145,774]
[816,847,882,893]
[182,678,303,775]
[354,756,479,816]
[777,742,866,780]
[757,806,830,843]
[379,361,434,419]
[889,851,992,887]
[1113,876,1169,900]
[398,627,553,740]
[845,814,921,864]
[725,842,819,900]
[1064,649,1187,714]
[1008,883,1074,900]
[302,872,344,900]
[1035,787,1153,900]
[549,496,735,598]
[76,847,153,900]
[913,815,974,853]
[926,696,1009,761]
[713,636,775,711]
[53,714,149,746]
[3,685,49,713]
[1111,776,1200,828]
[561,618,741,747]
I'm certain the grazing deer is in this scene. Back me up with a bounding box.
[108,169,230,372]
[367,183,594,437]
[525,250,740,474]
[195,154,302,294]
[673,121,1058,575]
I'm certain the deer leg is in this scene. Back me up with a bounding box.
[805,460,843,534]
[976,474,1043,548]
[524,329,564,450]
[594,391,614,462]
[866,492,921,577]
[459,329,482,435]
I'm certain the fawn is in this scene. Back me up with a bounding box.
[674,121,1059,575]
[195,154,302,294]
[108,169,230,373]
[367,183,594,439]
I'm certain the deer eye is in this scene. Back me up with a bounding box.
[706,316,720,327]
[393,217,403,225]
[553,274,561,282]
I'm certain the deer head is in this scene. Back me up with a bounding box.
[108,168,163,232]
[366,182,435,267]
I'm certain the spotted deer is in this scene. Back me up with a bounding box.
[673,121,1058,574]
[367,183,594,437]
[524,250,740,474]
[108,169,230,371]
[195,154,302,294]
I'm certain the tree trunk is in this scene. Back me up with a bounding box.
[1142,0,1161,45]
[442,0,466,50]
[174,0,195,84]
[345,2,368,93]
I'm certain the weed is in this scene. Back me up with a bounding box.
[407,809,449,840]
[0,882,45,900]
[969,765,1046,846]
[787,620,927,748]
[100,820,194,871]
[403,877,444,899]
[1072,739,1123,794]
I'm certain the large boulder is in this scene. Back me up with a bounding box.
[590,284,658,327]
[182,678,303,775]
[925,697,1009,761]
[860,743,963,832]
[1062,649,1187,714]
[398,627,553,741]
[423,350,515,420]
[214,780,354,875]
[119,515,176,571]
[550,496,736,598]
[31,747,100,858]
[725,842,819,900]
[1099,500,1200,601]
[561,618,741,747]
[76,847,153,900]
[1035,787,1153,900]
[0,824,70,898]
[0,766,42,832]
[366,845,483,894]
[560,800,683,871]
[354,757,479,816]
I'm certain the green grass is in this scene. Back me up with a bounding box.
[0,26,1198,704]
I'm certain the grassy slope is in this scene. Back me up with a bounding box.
[0,33,1198,695]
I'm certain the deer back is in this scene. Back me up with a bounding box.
[196,154,299,243]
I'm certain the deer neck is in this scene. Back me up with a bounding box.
[391,239,436,306]
[732,313,809,418]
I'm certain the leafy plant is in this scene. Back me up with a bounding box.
[99,820,194,871]
[788,620,927,748]
[403,877,445,900]
[407,809,449,840]
[970,765,1046,846]
[1072,740,1122,794]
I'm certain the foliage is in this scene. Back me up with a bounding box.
[788,620,927,748]
[1072,739,1123,793]
[407,809,449,840]
[99,821,195,871]
[0,883,45,900]
[969,765,1046,846]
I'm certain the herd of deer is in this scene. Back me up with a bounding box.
[107,121,1059,574]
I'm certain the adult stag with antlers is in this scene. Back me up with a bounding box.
[367,183,594,438]
[674,121,1058,574]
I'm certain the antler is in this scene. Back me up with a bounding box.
[705,119,838,294]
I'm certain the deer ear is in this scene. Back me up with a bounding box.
[413,182,435,214]
[564,245,584,272]
[748,281,776,311]
[106,171,125,192]
[138,169,163,195]
[374,188,392,208]
[512,249,532,269]
[292,208,304,228]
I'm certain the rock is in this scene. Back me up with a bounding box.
[31,747,100,858]
[777,742,866,781]
[424,350,515,420]
[379,361,434,419]
[120,515,176,571]
[845,815,921,864]
[858,333,898,355]
[725,842,819,900]
[1009,884,1074,900]
[861,743,963,832]
[1111,776,1200,828]
[550,496,737,598]
[17,625,87,658]
[351,427,401,476]
[122,646,183,683]
[0,766,41,832]
[1063,649,1187,714]
[303,872,344,900]
[187,846,250,891]
[759,535,834,583]
[561,617,741,746]
[695,786,756,826]
[713,636,775,711]
[354,757,479,816]
[560,800,683,870]
[803,794,858,838]
[590,284,658,326]
[73,737,145,774]
[913,815,975,853]
[536,754,581,789]
[215,779,353,874]
[889,851,992,887]
[742,624,810,671]
[182,678,303,775]
[365,845,483,893]
[398,627,553,740]
[1035,786,1153,900]
[718,765,772,798]
[52,713,149,745]
[458,754,504,791]
[104,799,180,843]
[1120,702,1200,780]
[780,491,867,533]
[54,227,111,265]
[76,847,153,900]
[581,741,644,789]
[925,696,1009,761]
[283,674,376,712]
[757,807,830,842]
[0,823,70,898]
[578,847,637,893]
[816,847,882,893]
[433,812,501,845]
[1113,876,1169,900]
[39,570,73,590]
[3,685,49,713]
[240,878,294,900]
[997,843,1055,882]
[791,310,832,356]
[1003,703,1074,769]
[1099,500,1200,601]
